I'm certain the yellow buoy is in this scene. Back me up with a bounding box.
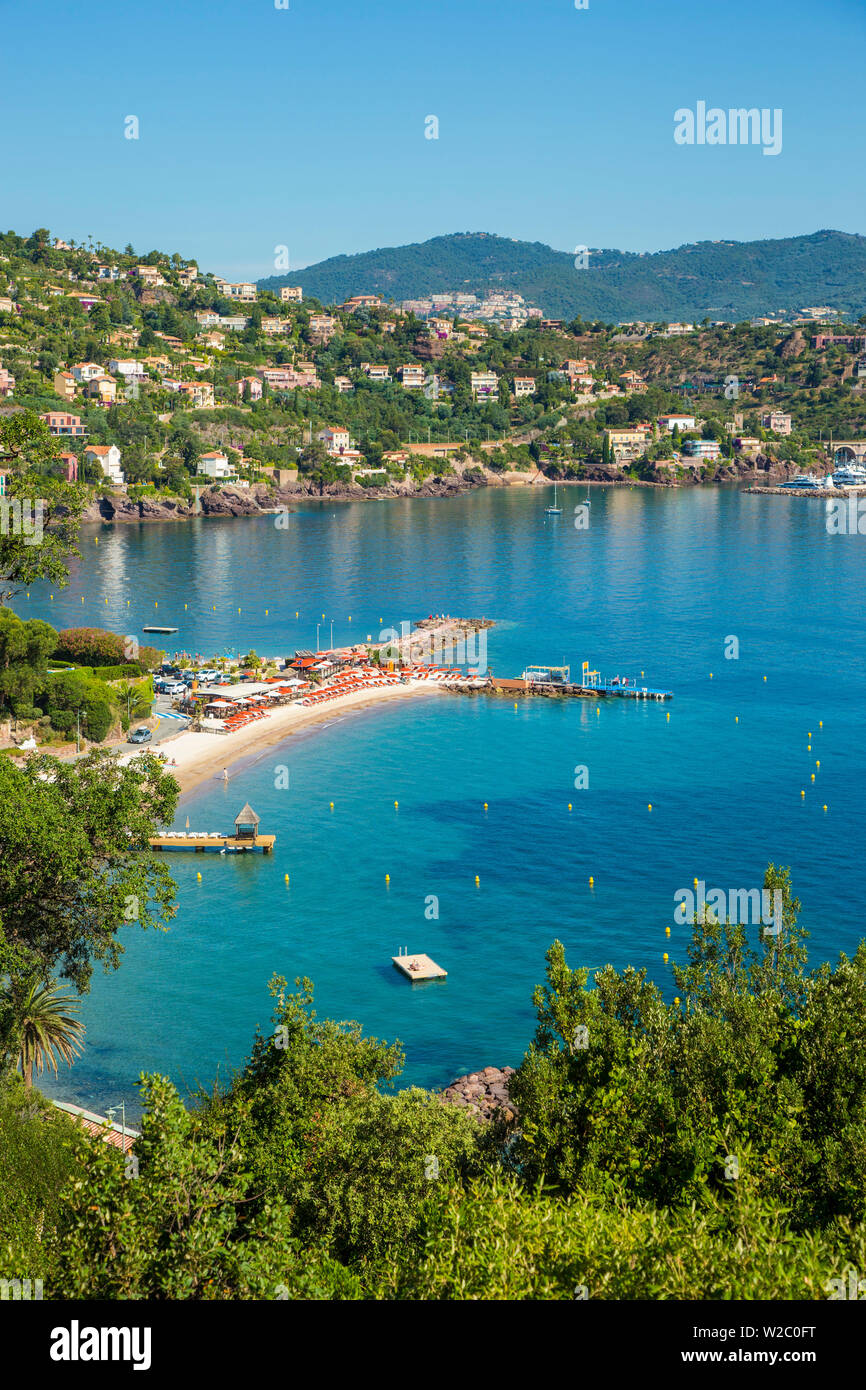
[808,731,812,738]
[385,873,390,882]
[322,613,325,620]
[648,803,652,811]
[568,803,572,811]
[816,760,820,768]
[127,600,129,606]
[589,876,594,886]
[807,745,811,751]
[800,790,805,797]
[394,801,399,809]
[196,872,202,881]
[94,537,98,545]
[483,802,488,810]
[295,611,298,618]
[823,804,828,812]
[709,672,713,678]
[663,952,669,963]
[811,774,815,782]
[666,711,670,721]
[693,877,698,888]
[265,609,268,616]
[819,720,823,728]
[475,875,480,885]
[763,675,767,681]
[665,926,671,937]
[348,615,352,621]
[596,706,600,715]
[674,996,680,1006]
[81,596,84,603]
[641,670,644,677]
[735,716,738,723]
[284,874,289,883]
[329,801,334,810]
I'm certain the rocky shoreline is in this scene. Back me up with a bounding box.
[440,1066,518,1125]
[79,457,797,525]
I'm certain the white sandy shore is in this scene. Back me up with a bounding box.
[138,679,441,798]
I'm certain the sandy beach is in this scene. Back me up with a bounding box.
[143,679,442,798]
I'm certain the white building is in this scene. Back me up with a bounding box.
[199,451,238,480]
[280,286,303,302]
[84,444,125,487]
[658,415,696,432]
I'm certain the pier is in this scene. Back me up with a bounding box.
[148,803,275,854]
[457,660,672,701]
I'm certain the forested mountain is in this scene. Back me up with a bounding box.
[260,229,866,322]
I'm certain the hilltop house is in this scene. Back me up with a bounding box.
[658,415,696,432]
[400,365,426,389]
[280,286,303,302]
[513,376,536,397]
[72,362,103,383]
[237,375,264,401]
[761,411,792,436]
[361,363,391,383]
[53,370,76,401]
[317,427,363,464]
[43,411,86,437]
[470,370,498,399]
[85,443,125,487]
[199,451,238,480]
[84,374,118,405]
[0,363,14,398]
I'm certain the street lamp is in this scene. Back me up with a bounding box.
[75,707,87,753]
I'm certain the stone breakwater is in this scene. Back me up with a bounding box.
[440,1066,518,1124]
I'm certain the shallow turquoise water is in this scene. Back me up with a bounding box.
[16,485,866,1119]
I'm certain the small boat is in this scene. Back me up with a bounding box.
[143,625,179,634]
[545,483,562,515]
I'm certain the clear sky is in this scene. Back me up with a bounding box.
[2,0,864,278]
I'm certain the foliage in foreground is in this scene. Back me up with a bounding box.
[2,866,865,1299]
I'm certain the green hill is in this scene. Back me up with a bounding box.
[259,229,866,323]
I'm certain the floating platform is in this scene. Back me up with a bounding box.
[148,834,275,854]
[392,952,447,983]
[143,625,178,634]
[484,677,672,701]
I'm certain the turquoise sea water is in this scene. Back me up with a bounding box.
[15,485,866,1120]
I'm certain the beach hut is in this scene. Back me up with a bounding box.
[234,803,261,841]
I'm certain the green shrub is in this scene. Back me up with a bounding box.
[93,663,143,680]
[49,710,74,732]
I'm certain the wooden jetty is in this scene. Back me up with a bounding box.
[483,667,673,701]
[392,952,447,983]
[148,803,275,854]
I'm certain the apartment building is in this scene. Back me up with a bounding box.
[470,370,499,399]
[761,411,792,436]
[513,376,536,397]
[400,365,426,388]
[280,286,303,302]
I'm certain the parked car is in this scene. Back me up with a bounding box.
[129,727,152,744]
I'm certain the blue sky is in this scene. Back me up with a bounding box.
[2,0,864,278]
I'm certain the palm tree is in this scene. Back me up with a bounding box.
[3,979,85,1089]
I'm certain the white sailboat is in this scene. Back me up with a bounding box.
[545,482,562,515]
